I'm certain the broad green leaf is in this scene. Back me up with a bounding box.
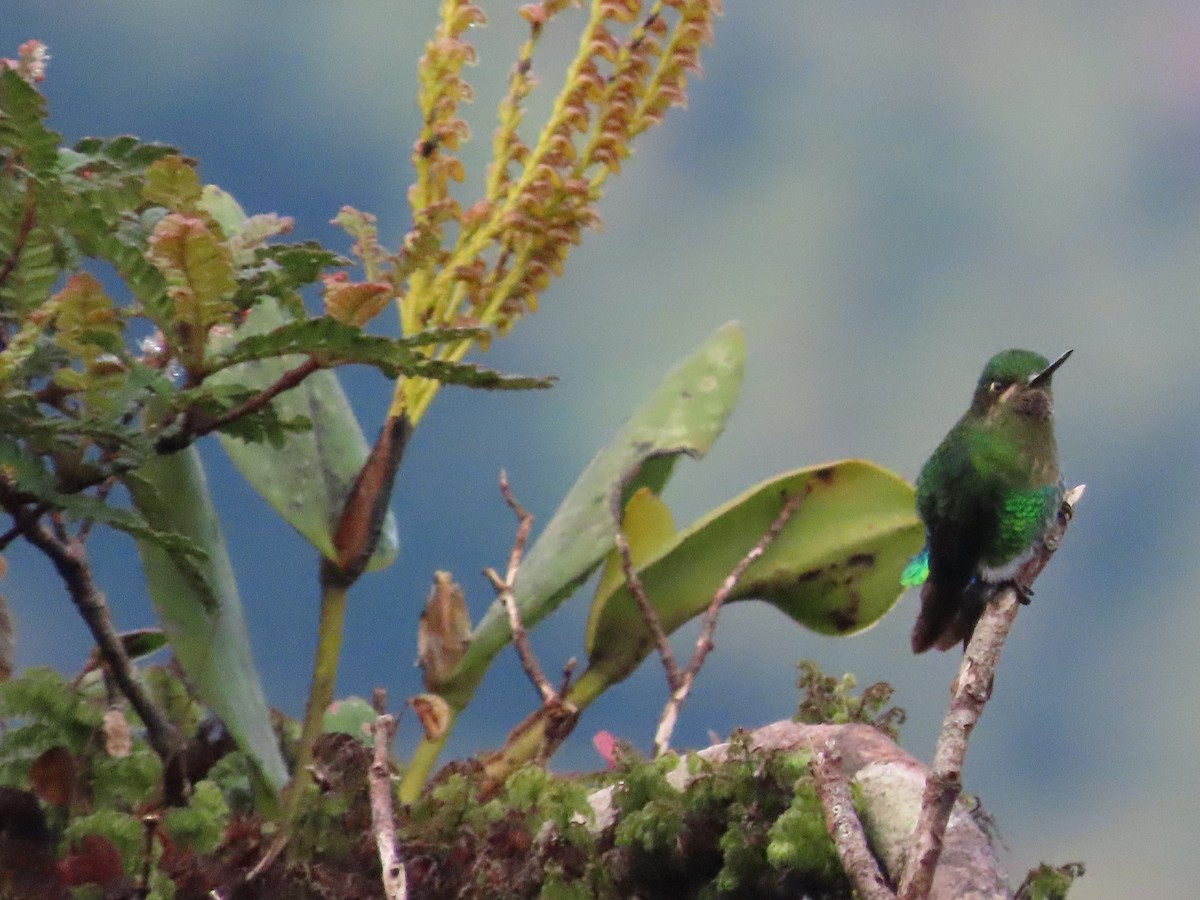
[208,301,400,571]
[593,487,676,604]
[119,629,169,661]
[584,460,924,689]
[322,695,376,746]
[199,188,400,572]
[126,447,288,790]
[437,322,745,708]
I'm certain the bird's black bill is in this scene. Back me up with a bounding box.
[1029,349,1073,388]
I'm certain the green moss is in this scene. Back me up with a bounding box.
[794,659,905,739]
[63,808,145,876]
[1016,862,1085,899]
[165,779,230,855]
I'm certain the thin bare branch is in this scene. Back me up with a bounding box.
[488,470,558,705]
[898,485,1085,900]
[614,523,681,689]
[654,488,806,755]
[155,356,323,454]
[369,711,407,900]
[18,515,185,802]
[812,739,896,900]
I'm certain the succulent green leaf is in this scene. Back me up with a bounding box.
[436,322,745,708]
[584,460,924,690]
[208,301,400,572]
[197,186,401,571]
[125,446,288,790]
[322,695,377,745]
[593,487,676,603]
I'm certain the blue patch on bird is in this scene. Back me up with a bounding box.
[900,545,930,588]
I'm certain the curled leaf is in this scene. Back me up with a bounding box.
[410,693,452,741]
[28,746,76,809]
[417,572,472,692]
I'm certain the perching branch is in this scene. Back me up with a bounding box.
[898,484,1085,900]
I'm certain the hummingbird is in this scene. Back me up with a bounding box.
[902,348,1071,653]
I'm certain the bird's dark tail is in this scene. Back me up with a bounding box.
[911,579,988,653]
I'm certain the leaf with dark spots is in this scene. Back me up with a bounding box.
[584,460,922,693]
[829,591,862,632]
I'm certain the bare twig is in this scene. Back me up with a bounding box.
[614,524,681,688]
[245,834,287,882]
[18,515,185,802]
[155,357,323,454]
[653,489,806,755]
[812,739,896,900]
[485,470,560,704]
[369,711,407,900]
[898,485,1085,900]
[138,814,159,899]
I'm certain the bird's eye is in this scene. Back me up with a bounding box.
[987,380,1004,393]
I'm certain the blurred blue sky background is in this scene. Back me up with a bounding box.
[5,4,1199,897]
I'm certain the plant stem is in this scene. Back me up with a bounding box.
[290,563,350,799]
[398,726,451,805]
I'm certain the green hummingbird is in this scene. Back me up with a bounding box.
[902,348,1071,653]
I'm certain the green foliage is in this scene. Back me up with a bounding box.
[165,779,231,855]
[92,750,163,811]
[0,67,552,539]
[764,784,845,886]
[1016,862,1086,900]
[322,695,376,745]
[64,808,146,876]
[0,665,271,888]
[209,315,554,388]
[609,735,853,899]
[794,659,907,741]
[433,322,746,713]
[586,461,922,689]
[127,446,289,790]
[614,758,691,854]
[0,69,60,175]
[0,667,101,783]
